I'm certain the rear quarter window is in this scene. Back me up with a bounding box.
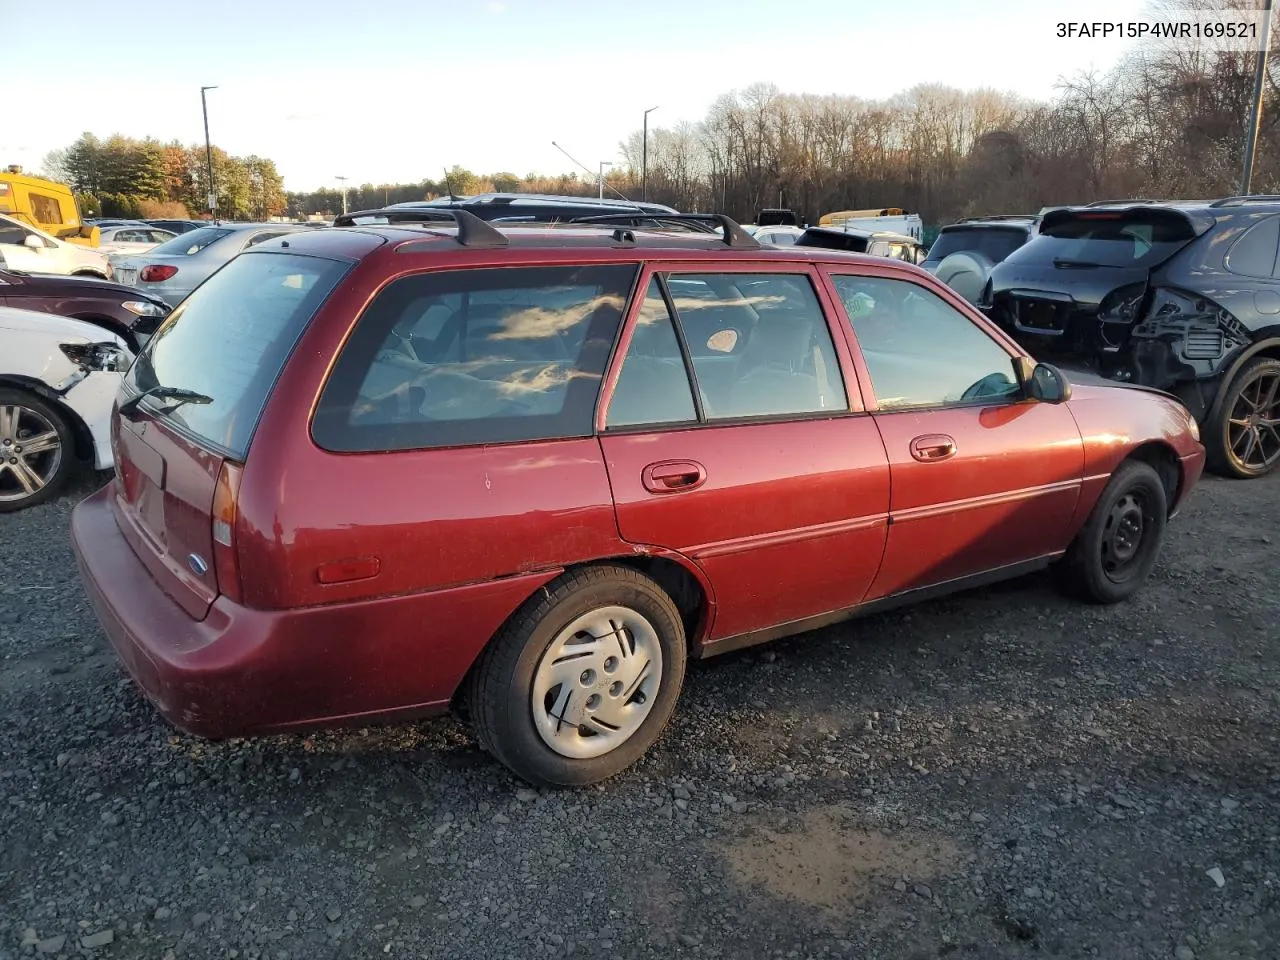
[124,252,351,458]
[312,263,639,452]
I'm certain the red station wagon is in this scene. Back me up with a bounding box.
[71,210,1205,786]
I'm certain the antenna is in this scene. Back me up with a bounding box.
[442,167,458,202]
[550,141,643,210]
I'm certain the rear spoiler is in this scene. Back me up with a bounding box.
[1040,204,1217,237]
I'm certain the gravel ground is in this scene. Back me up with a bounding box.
[1,468,1278,960]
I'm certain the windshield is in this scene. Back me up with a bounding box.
[145,226,233,257]
[926,226,1028,264]
[125,252,350,458]
[1007,211,1197,269]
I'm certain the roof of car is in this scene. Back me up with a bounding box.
[396,193,678,212]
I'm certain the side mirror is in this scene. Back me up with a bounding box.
[1014,356,1072,403]
[23,233,46,250]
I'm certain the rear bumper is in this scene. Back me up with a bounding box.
[71,484,557,739]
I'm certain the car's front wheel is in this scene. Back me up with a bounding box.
[1058,459,1168,604]
[468,565,687,787]
[0,388,77,513]
[1206,356,1280,478]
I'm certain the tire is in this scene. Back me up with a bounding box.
[0,388,78,513]
[934,250,995,304]
[1058,460,1167,604]
[1204,356,1280,479]
[468,564,687,787]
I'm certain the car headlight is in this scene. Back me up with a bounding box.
[1187,414,1201,443]
[121,299,168,318]
[59,341,128,372]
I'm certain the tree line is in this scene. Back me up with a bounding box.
[42,133,288,221]
[40,2,1280,228]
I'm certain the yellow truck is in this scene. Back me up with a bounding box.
[0,166,99,246]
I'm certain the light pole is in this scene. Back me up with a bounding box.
[1241,0,1274,195]
[642,105,659,202]
[598,161,613,200]
[200,85,218,219]
[335,175,348,215]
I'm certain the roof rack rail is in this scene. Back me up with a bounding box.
[568,213,760,249]
[1084,198,1166,206]
[332,207,508,248]
[1208,194,1280,207]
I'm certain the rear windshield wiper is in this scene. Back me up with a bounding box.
[1053,258,1123,268]
[118,385,213,417]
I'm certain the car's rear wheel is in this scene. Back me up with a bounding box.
[1206,356,1280,478]
[1058,459,1167,604]
[468,565,686,787]
[0,388,77,513]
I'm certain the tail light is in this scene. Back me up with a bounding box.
[140,264,178,282]
[212,462,244,603]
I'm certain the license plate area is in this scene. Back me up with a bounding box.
[1012,298,1069,335]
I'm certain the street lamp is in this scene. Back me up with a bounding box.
[642,105,659,202]
[335,175,348,215]
[597,161,614,200]
[1241,0,1275,194]
[200,86,218,218]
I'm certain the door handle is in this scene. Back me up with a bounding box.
[641,460,707,493]
[909,434,957,462]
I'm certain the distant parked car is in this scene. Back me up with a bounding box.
[0,306,132,511]
[747,224,806,246]
[97,225,177,256]
[109,222,325,305]
[0,213,110,278]
[795,226,926,263]
[71,209,1204,787]
[921,215,1040,303]
[0,260,169,351]
[984,197,1280,479]
[383,192,679,224]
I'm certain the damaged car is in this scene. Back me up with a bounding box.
[983,199,1280,478]
[0,306,133,511]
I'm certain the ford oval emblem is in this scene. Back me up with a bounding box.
[188,553,209,576]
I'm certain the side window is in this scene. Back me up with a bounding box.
[312,264,638,452]
[0,223,27,245]
[1225,216,1280,278]
[832,275,1020,409]
[244,231,288,249]
[29,194,61,225]
[669,272,846,419]
[606,279,697,429]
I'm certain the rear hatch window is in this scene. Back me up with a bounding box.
[124,252,350,458]
[113,252,349,618]
[145,226,233,257]
[926,226,1028,265]
[1019,208,1198,269]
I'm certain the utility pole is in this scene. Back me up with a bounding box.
[200,86,218,219]
[598,161,614,199]
[642,105,659,202]
[335,175,348,215]
[1241,0,1275,195]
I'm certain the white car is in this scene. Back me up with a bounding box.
[0,306,131,511]
[0,213,112,278]
[97,225,177,256]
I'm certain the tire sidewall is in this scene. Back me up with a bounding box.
[0,388,77,513]
[494,573,686,787]
[1075,462,1168,603]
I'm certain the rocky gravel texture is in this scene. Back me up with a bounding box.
[1,469,1278,959]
